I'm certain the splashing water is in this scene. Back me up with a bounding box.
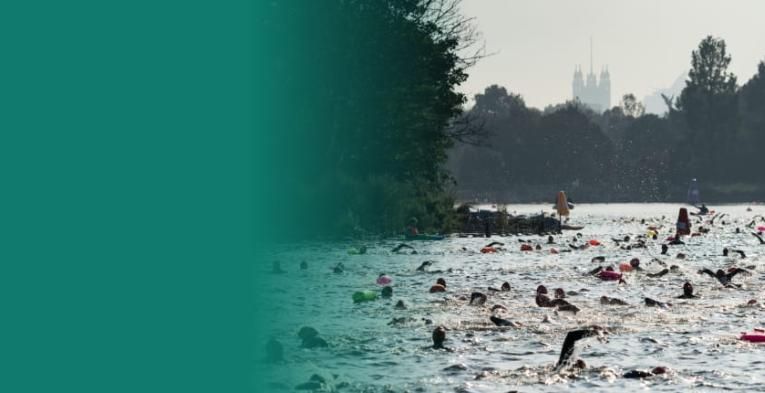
[257,204,765,392]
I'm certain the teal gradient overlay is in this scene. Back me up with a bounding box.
[253,0,478,389]
[3,2,252,392]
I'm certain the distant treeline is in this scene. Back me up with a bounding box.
[449,36,765,203]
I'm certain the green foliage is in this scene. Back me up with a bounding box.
[263,1,473,237]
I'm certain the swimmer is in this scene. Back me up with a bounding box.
[394,300,406,309]
[485,241,504,248]
[668,236,685,245]
[333,263,345,274]
[547,235,555,244]
[556,326,607,369]
[501,282,511,291]
[697,267,751,287]
[416,260,435,271]
[392,243,416,253]
[469,292,487,306]
[490,315,521,328]
[620,258,642,272]
[557,303,581,313]
[644,297,671,308]
[646,268,669,278]
[590,266,626,283]
[660,244,668,255]
[536,285,578,312]
[600,296,629,306]
[623,366,668,379]
[676,281,698,299]
[723,248,746,258]
[431,326,453,351]
[430,278,447,292]
[381,286,393,298]
[298,326,328,348]
[554,288,565,299]
[300,261,308,270]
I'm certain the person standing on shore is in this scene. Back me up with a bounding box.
[555,191,573,231]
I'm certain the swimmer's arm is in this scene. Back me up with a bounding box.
[727,268,751,280]
[588,266,604,275]
[697,268,716,278]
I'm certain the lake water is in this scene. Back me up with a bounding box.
[257,204,765,392]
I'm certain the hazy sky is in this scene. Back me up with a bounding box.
[458,0,765,109]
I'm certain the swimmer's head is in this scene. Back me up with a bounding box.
[600,296,609,304]
[651,366,667,375]
[436,278,446,287]
[300,261,308,270]
[716,269,726,278]
[554,288,565,299]
[394,300,406,309]
[381,286,393,298]
[605,266,614,271]
[432,326,446,348]
[501,282,510,291]
[630,258,640,268]
[573,359,587,369]
[683,281,693,296]
[536,285,548,295]
[723,248,729,256]
[298,326,319,340]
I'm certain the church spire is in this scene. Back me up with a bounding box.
[589,37,593,75]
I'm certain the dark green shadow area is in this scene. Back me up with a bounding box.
[3,2,252,392]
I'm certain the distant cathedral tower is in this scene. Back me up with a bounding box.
[572,39,610,112]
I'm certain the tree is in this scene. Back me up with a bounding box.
[620,94,645,118]
[737,61,765,182]
[262,0,482,235]
[676,36,739,182]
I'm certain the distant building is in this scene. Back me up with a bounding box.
[572,41,610,112]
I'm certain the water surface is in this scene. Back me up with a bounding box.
[258,204,765,392]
